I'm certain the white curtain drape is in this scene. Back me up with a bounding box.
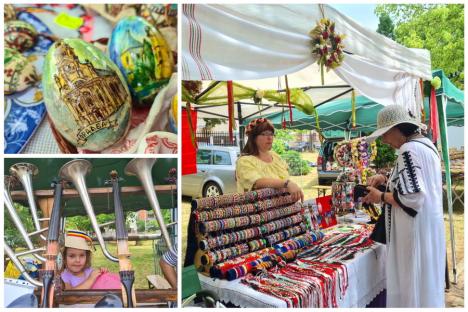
[182,4,431,115]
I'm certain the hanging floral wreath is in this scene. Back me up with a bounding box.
[333,141,353,168]
[309,18,346,84]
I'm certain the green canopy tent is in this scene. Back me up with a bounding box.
[244,70,464,134]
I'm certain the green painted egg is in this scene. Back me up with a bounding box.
[109,16,174,106]
[4,47,38,94]
[43,39,132,151]
[4,20,38,52]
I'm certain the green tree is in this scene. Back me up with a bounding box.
[373,138,397,169]
[202,118,226,131]
[280,150,311,176]
[375,4,464,89]
[271,129,294,155]
[66,215,92,232]
[4,203,36,248]
[376,13,395,40]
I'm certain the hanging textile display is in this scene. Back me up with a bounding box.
[181,108,197,175]
[227,80,235,142]
[284,75,294,125]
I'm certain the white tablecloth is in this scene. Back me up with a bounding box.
[199,242,386,308]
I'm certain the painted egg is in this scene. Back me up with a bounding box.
[138,4,177,27]
[4,47,38,94]
[42,39,132,151]
[109,16,174,106]
[4,20,38,52]
[168,95,177,133]
[4,4,17,22]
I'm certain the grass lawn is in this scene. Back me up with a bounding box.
[92,240,161,289]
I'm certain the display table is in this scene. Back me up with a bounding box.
[198,231,386,308]
[337,210,371,224]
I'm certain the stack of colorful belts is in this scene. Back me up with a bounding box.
[192,188,323,280]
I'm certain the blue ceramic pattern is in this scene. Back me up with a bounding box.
[4,12,53,153]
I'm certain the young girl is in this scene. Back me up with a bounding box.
[61,230,109,290]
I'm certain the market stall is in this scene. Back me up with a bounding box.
[187,186,384,308]
[182,4,460,289]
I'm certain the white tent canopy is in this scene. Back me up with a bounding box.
[182,4,431,118]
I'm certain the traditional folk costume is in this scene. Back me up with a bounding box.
[368,105,445,308]
[384,137,445,307]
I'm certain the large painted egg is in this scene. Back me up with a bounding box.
[42,39,132,151]
[109,16,174,106]
[4,20,38,52]
[4,47,38,94]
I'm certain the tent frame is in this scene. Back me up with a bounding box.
[185,79,460,286]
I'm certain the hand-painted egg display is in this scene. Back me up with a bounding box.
[43,39,131,151]
[4,20,38,52]
[109,16,174,106]
[4,47,38,94]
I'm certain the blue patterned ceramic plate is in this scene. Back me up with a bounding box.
[4,12,53,153]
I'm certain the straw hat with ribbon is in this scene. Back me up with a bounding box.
[64,230,94,251]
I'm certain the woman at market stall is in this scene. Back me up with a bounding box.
[363,105,445,308]
[236,118,304,202]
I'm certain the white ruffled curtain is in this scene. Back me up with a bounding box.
[182,4,431,117]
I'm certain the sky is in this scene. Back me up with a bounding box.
[330,4,379,32]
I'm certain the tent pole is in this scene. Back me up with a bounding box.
[237,102,244,152]
[438,94,457,284]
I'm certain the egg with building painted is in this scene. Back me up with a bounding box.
[4,20,38,52]
[109,16,174,106]
[42,39,132,151]
[4,47,38,94]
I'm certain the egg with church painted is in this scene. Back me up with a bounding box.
[42,38,132,151]
[109,16,174,106]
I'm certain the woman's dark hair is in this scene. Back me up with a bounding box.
[395,123,419,137]
[241,120,275,156]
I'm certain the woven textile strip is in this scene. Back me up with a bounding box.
[199,202,302,233]
[192,188,285,210]
[194,194,296,222]
[199,213,304,250]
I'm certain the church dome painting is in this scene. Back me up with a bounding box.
[109,16,173,106]
[42,38,131,151]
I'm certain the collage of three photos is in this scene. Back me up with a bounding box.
[4,2,464,309]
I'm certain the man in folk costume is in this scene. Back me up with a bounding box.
[363,105,445,307]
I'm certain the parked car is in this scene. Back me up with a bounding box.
[289,142,312,152]
[316,138,343,185]
[182,146,239,198]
